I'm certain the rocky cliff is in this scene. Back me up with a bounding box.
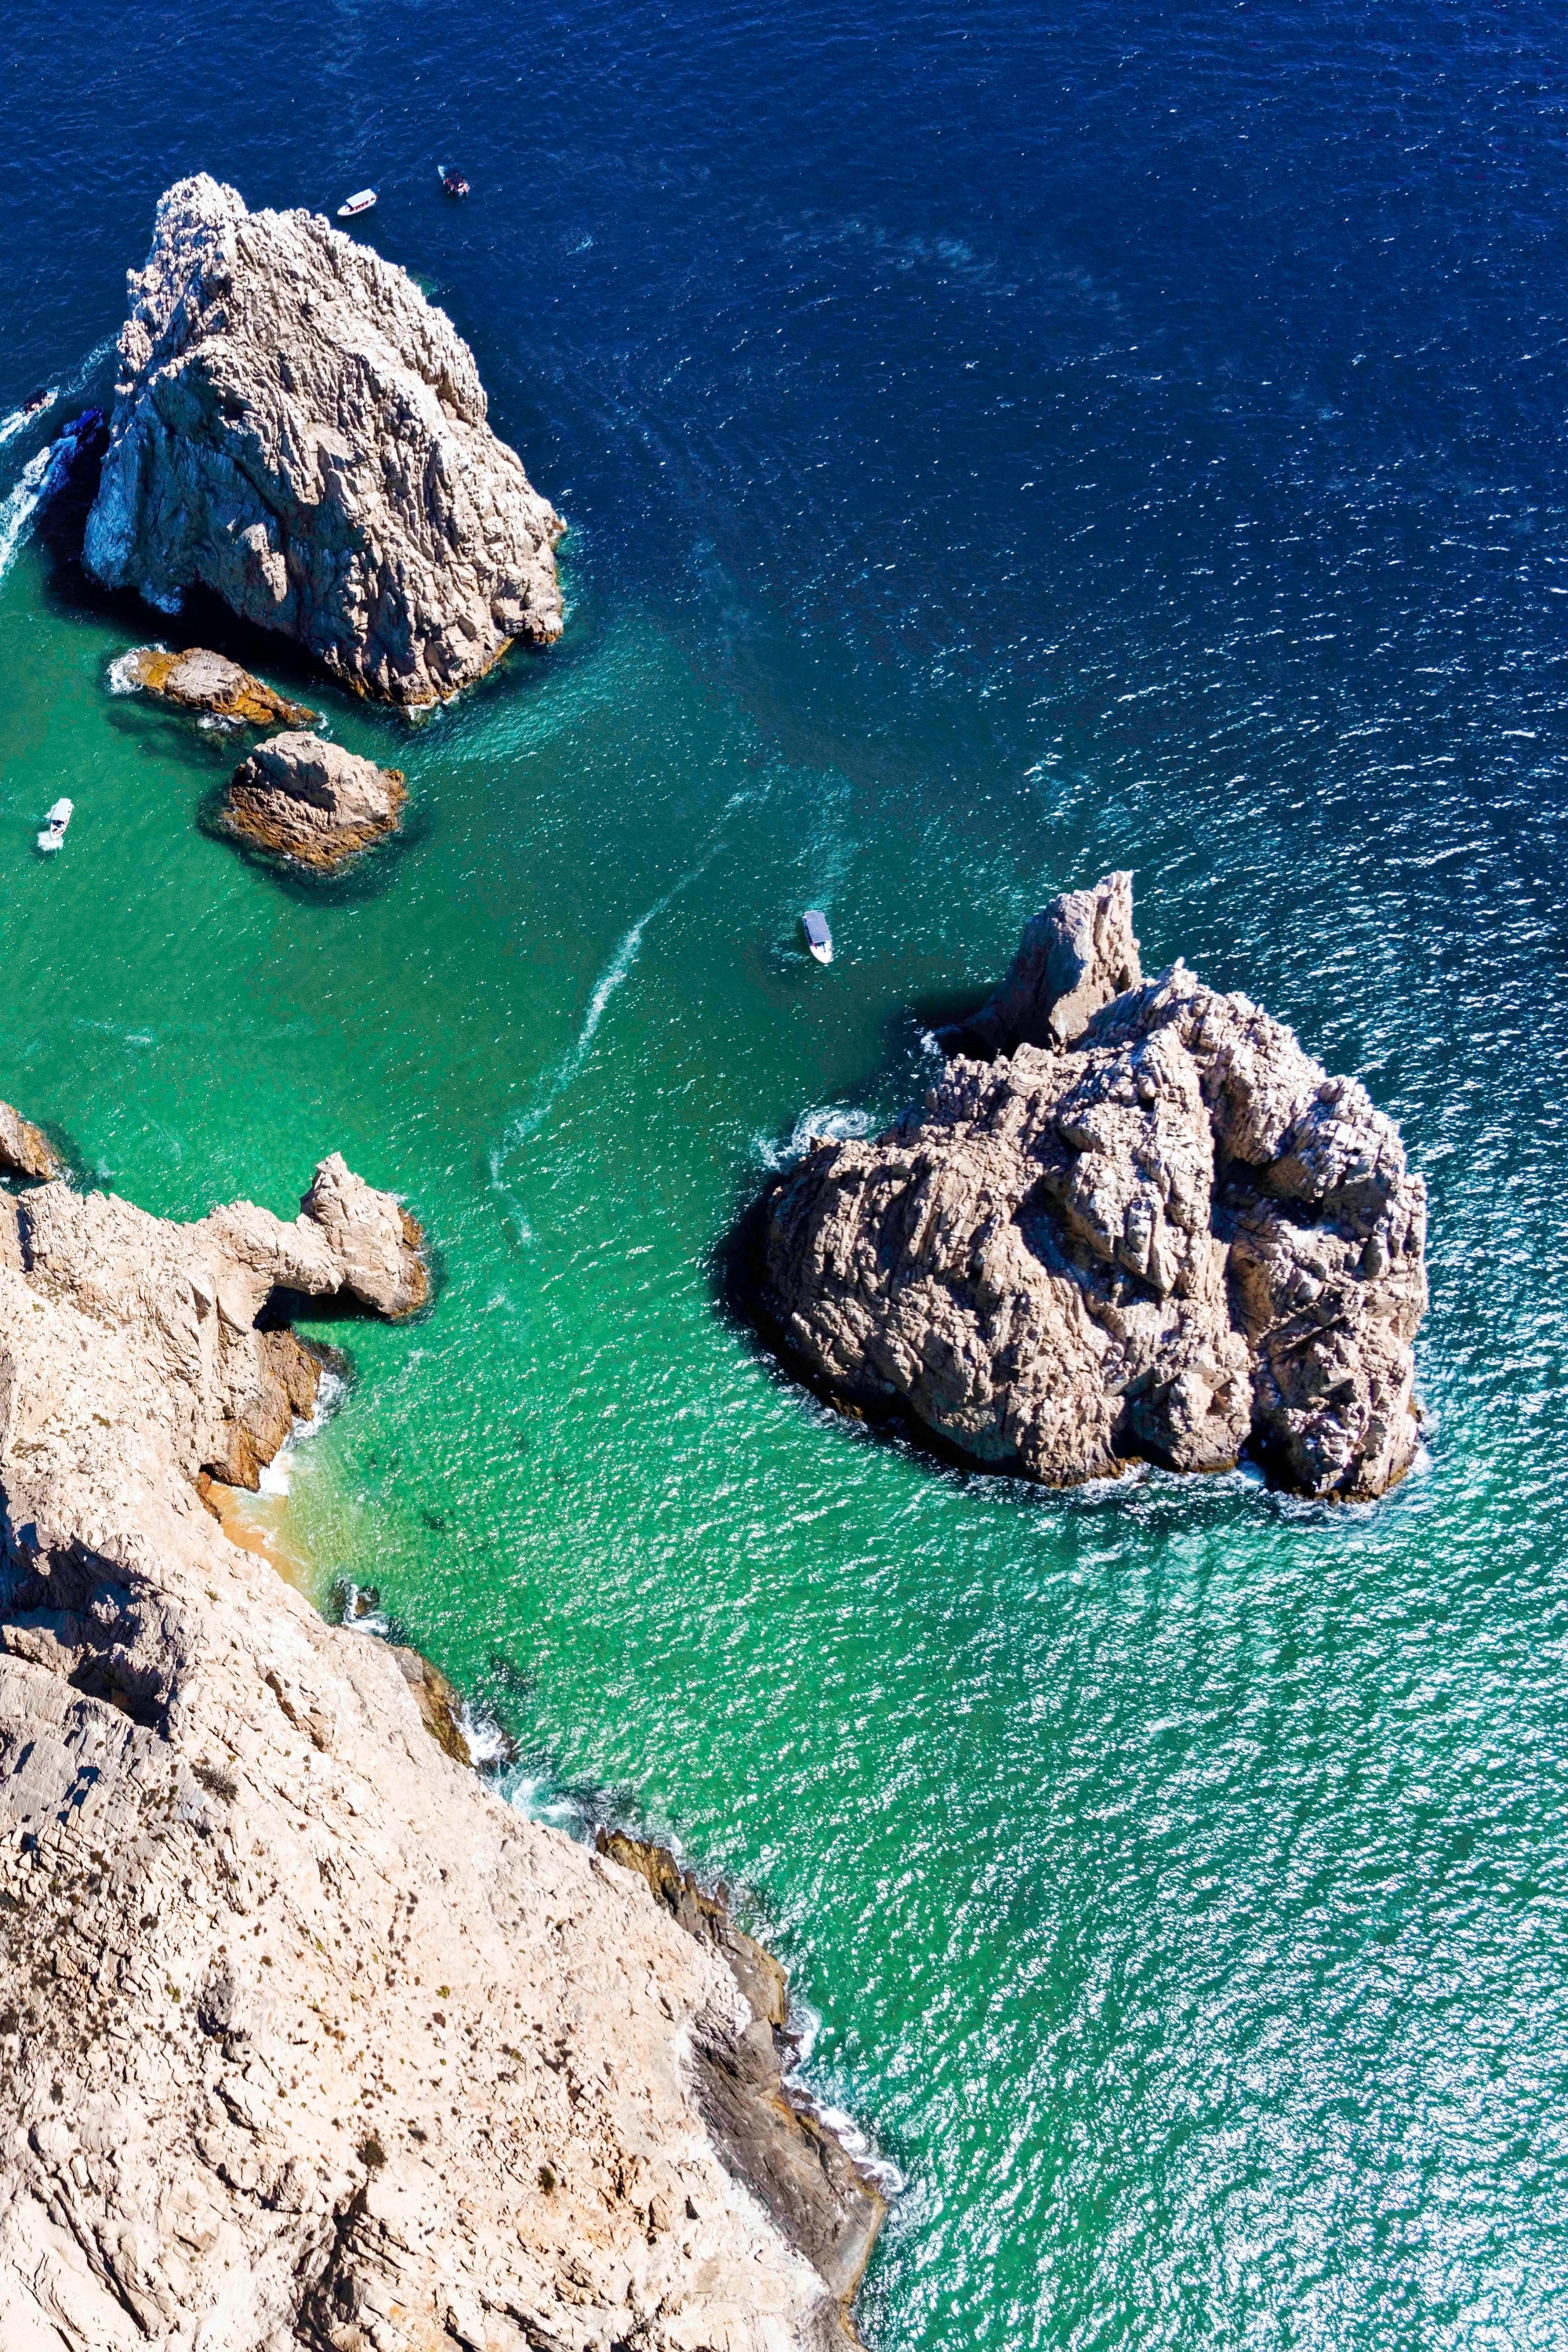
[0,1149,880,2348]
[755,875,1428,1499]
[85,176,564,706]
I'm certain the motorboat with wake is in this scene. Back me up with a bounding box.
[801,909,833,964]
[337,189,377,220]
[37,798,72,854]
[439,165,470,198]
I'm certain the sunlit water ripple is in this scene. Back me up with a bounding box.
[1,2,1566,2343]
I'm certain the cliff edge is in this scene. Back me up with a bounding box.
[0,1147,880,2349]
[85,176,564,706]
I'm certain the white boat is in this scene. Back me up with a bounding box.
[337,189,377,220]
[801,909,833,965]
[37,797,72,854]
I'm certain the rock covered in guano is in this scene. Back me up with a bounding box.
[85,174,564,705]
[114,644,318,727]
[757,874,1428,1500]
[0,1134,881,2345]
[223,731,406,869]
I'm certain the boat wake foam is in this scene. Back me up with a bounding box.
[0,447,53,585]
[488,790,760,1231]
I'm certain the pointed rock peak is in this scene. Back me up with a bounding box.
[968,869,1142,1055]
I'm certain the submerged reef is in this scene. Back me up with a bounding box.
[85,175,564,706]
[753,873,1427,1499]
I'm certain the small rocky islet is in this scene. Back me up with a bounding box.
[753,873,1427,1501]
[114,648,406,873]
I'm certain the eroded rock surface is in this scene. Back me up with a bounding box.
[223,732,406,870]
[0,1100,61,1181]
[115,644,318,728]
[958,869,1142,1055]
[0,1142,879,2349]
[757,878,1428,1499]
[86,174,564,706]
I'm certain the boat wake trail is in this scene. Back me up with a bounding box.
[488,797,753,1236]
[0,335,114,452]
[0,334,117,571]
[0,400,51,451]
[0,448,53,583]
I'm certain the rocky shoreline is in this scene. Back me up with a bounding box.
[0,1123,885,2348]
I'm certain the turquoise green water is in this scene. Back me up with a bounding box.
[9,0,1568,2323]
[5,509,1563,2347]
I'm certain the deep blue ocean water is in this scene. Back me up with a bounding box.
[5,3,1568,2345]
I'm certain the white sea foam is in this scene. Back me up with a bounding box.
[808,2099,906,2196]
[106,645,159,695]
[0,447,51,583]
[457,1703,512,1768]
[754,1102,880,1171]
[0,333,114,458]
[0,395,53,450]
[256,1367,346,1496]
[336,1580,391,1637]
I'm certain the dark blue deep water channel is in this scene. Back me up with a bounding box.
[4,2,1568,2345]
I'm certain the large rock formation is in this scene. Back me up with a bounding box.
[114,645,318,728]
[85,175,564,706]
[756,877,1428,1500]
[222,732,406,871]
[0,1144,882,2347]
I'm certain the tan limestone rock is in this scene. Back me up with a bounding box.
[223,731,406,869]
[86,174,564,706]
[0,1099,61,1181]
[756,880,1428,1501]
[117,644,318,727]
[0,1143,881,2347]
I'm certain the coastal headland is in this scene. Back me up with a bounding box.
[0,1138,884,2348]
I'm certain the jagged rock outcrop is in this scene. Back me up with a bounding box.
[956,869,1142,1056]
[756,877,1428,1500]
[0,1100,61,1181]
[223,732,406,870]
[597,1834,885,2310]
[114,644,318,728]
[85,175,564,706]
[0,1142,881,2348]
